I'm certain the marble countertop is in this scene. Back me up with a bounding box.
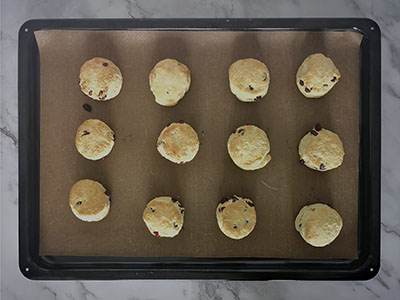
[1,0,399,299]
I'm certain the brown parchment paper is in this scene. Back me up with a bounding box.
[36,30,361,258]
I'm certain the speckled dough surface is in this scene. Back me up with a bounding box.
[69,179,111,222]
[227,125,271,170]
[295,203,343,247]
[298,124,345,171]
[296,53,341,98]
[216,195,256,240]
[75,119,115,160]
[142,196,185,238]
[156,122,199,164]
[229,58,270,102]
[149,58,191,106]
[79,57,123,101]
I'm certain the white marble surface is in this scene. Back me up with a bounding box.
[1,0,400,299]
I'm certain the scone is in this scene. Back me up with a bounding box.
[295,203,343,247]
[227,125,271,170]
[229,58,270,102]
[75,119,115,161]
[298,124,344,171]
[79,57,123,101]
[69,179,111,222]
[216,195,256,240]
[156,122,199,164]
[149,58,191,106]
[296,53,341,98]
[142,196,185,238]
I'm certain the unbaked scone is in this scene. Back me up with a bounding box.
[295,203,343,247]
[216,195,256,240]
[79,57,123,101]
[156,122,199,164]
[69,179,111,222]
[142,196,185,238]
[227,125,271,170]
[229,58,270,102]
[149,58,191,106]
[75,119,115,161]
[296,53,341,98]
[299,124,344,171]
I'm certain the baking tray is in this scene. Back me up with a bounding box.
[18,18,381,280]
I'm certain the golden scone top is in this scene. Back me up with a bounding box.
[79,57,123,101]
[228,125,271,170]
[298,124,345,171]
[156,122,200,164]
[149,58,191,106]
[296,53,341,98]
[216,195,256,240]
[142,196,185,238]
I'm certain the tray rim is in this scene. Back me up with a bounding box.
[18,18,381,281]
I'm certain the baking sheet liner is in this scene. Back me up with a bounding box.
[36,30,361,258]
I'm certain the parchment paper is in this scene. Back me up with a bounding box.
[36,30,361,258]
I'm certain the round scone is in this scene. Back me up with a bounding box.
[75,119,115,161]
[299,124,344,171]
[296,53,341,98]
[229,58,270,102]
[79,57,123,101]
[69,179,111,222]
[227,125,271,171]
[216,195,256,240]
[295,203,343,247]
[142,196,185,238]
[156,122,199,164]
[149,58,191,106]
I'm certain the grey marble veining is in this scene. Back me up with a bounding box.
[1,0,400,299]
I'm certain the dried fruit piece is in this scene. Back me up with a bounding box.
[246,200,255,207]
[82,103,92,112]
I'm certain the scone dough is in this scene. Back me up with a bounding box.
[227,125,271,170]
[229,58,270,102]
[295,203,343,247]
[299,124,344,171]
[79,57,123,101]
[75,119,115,161]
[156,122,199,164]
[216,195,256,240]
[142,196,185,238]
[149,58,191,106]
[296,53,341,98]
[69,179,111,222]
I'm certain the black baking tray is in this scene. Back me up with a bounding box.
[18,18,381,280]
